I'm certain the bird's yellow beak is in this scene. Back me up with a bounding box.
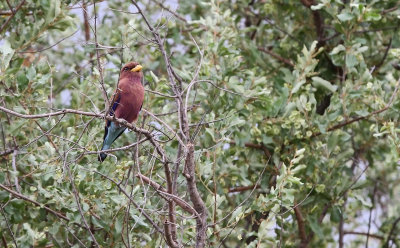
[131,64,143,72]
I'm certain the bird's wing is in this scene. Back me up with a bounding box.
[103,89,122,141]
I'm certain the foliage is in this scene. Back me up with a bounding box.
[1,0,400,247]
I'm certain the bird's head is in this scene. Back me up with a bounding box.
[120,61,143,81]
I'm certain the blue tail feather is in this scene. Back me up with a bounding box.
[98,122,126,162]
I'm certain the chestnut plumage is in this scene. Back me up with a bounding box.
[99,62,145,162]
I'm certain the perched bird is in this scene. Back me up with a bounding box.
[98,62,144,162]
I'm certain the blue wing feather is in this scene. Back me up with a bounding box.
[102,92,121,148]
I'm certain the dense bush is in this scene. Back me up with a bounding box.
[1,0,399,247]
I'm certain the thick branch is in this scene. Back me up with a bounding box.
[183,143,208,248]
[300,0,325,47]
[136,173,198,217]
[294,205,308,247]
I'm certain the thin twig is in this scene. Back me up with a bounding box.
[18,30,79,53]
[83,168,165,235]
[258,46,294,67]
[0,0,26,33]
[150,0,187,23]
[93,0,110,110]
[384,217,400,248]
[344,231,383,240]
[0,203,18,247]
[11,150,20,193]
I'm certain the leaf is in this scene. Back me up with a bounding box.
[311,3,325,10]
[365,11,381,21]
[307,215,324,238]
[291,79,306,94]
[150,71,159,83]
[337,12,354,22]
[229,206,243,223]
[131,214,149,228]
[0,40,14,72]
[311,77,337,93]
[115,217,123,235]
[330,45,346,55]
[327,132,339,155]
[26,66,37,82]
[345,54,358,68]
[330,206,342,223]
[354,194,372,208]
[291,164,306,174]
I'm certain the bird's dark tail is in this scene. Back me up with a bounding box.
[98,141,109,162]
[98,152,107,162]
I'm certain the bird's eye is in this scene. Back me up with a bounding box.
[123,67,129,71]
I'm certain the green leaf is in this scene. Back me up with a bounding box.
[365,11,381,21]
[330,45,346,55]
[345,54,358,68]
[311,3,325,10]
[292,79,306,94]
[26,66,37,82]
[311,77,337,93]
[330,206,342,223]
[337,12,354,22]
[307,215,324,238]
[115,216,123,235]
[0,40,14,72]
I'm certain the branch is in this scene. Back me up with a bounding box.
[0,106,100,119]
[136,173,199,217]
[0,148,14,157]
[11,150,20,193]
[257,47,294,67]
[384,216,400,248]
[294,205,308,247]
[129,1,209,247]
[0,203,17,247]
[93,0,109,111]
[18,30,79,53]
[183,144,208,247]
[372,38,392,74]
[366,183,378,248]
[0,0,26,33]
[82,0,90,41]
[229,141,272,158]
[164,220,180,248]
[228,184,260,193]
[150,0,187,23]
[344,231,383,240]
[300,0,326,47]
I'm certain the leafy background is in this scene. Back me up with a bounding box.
[1,0,400,247]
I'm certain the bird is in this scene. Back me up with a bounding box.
[98,62,144,162]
